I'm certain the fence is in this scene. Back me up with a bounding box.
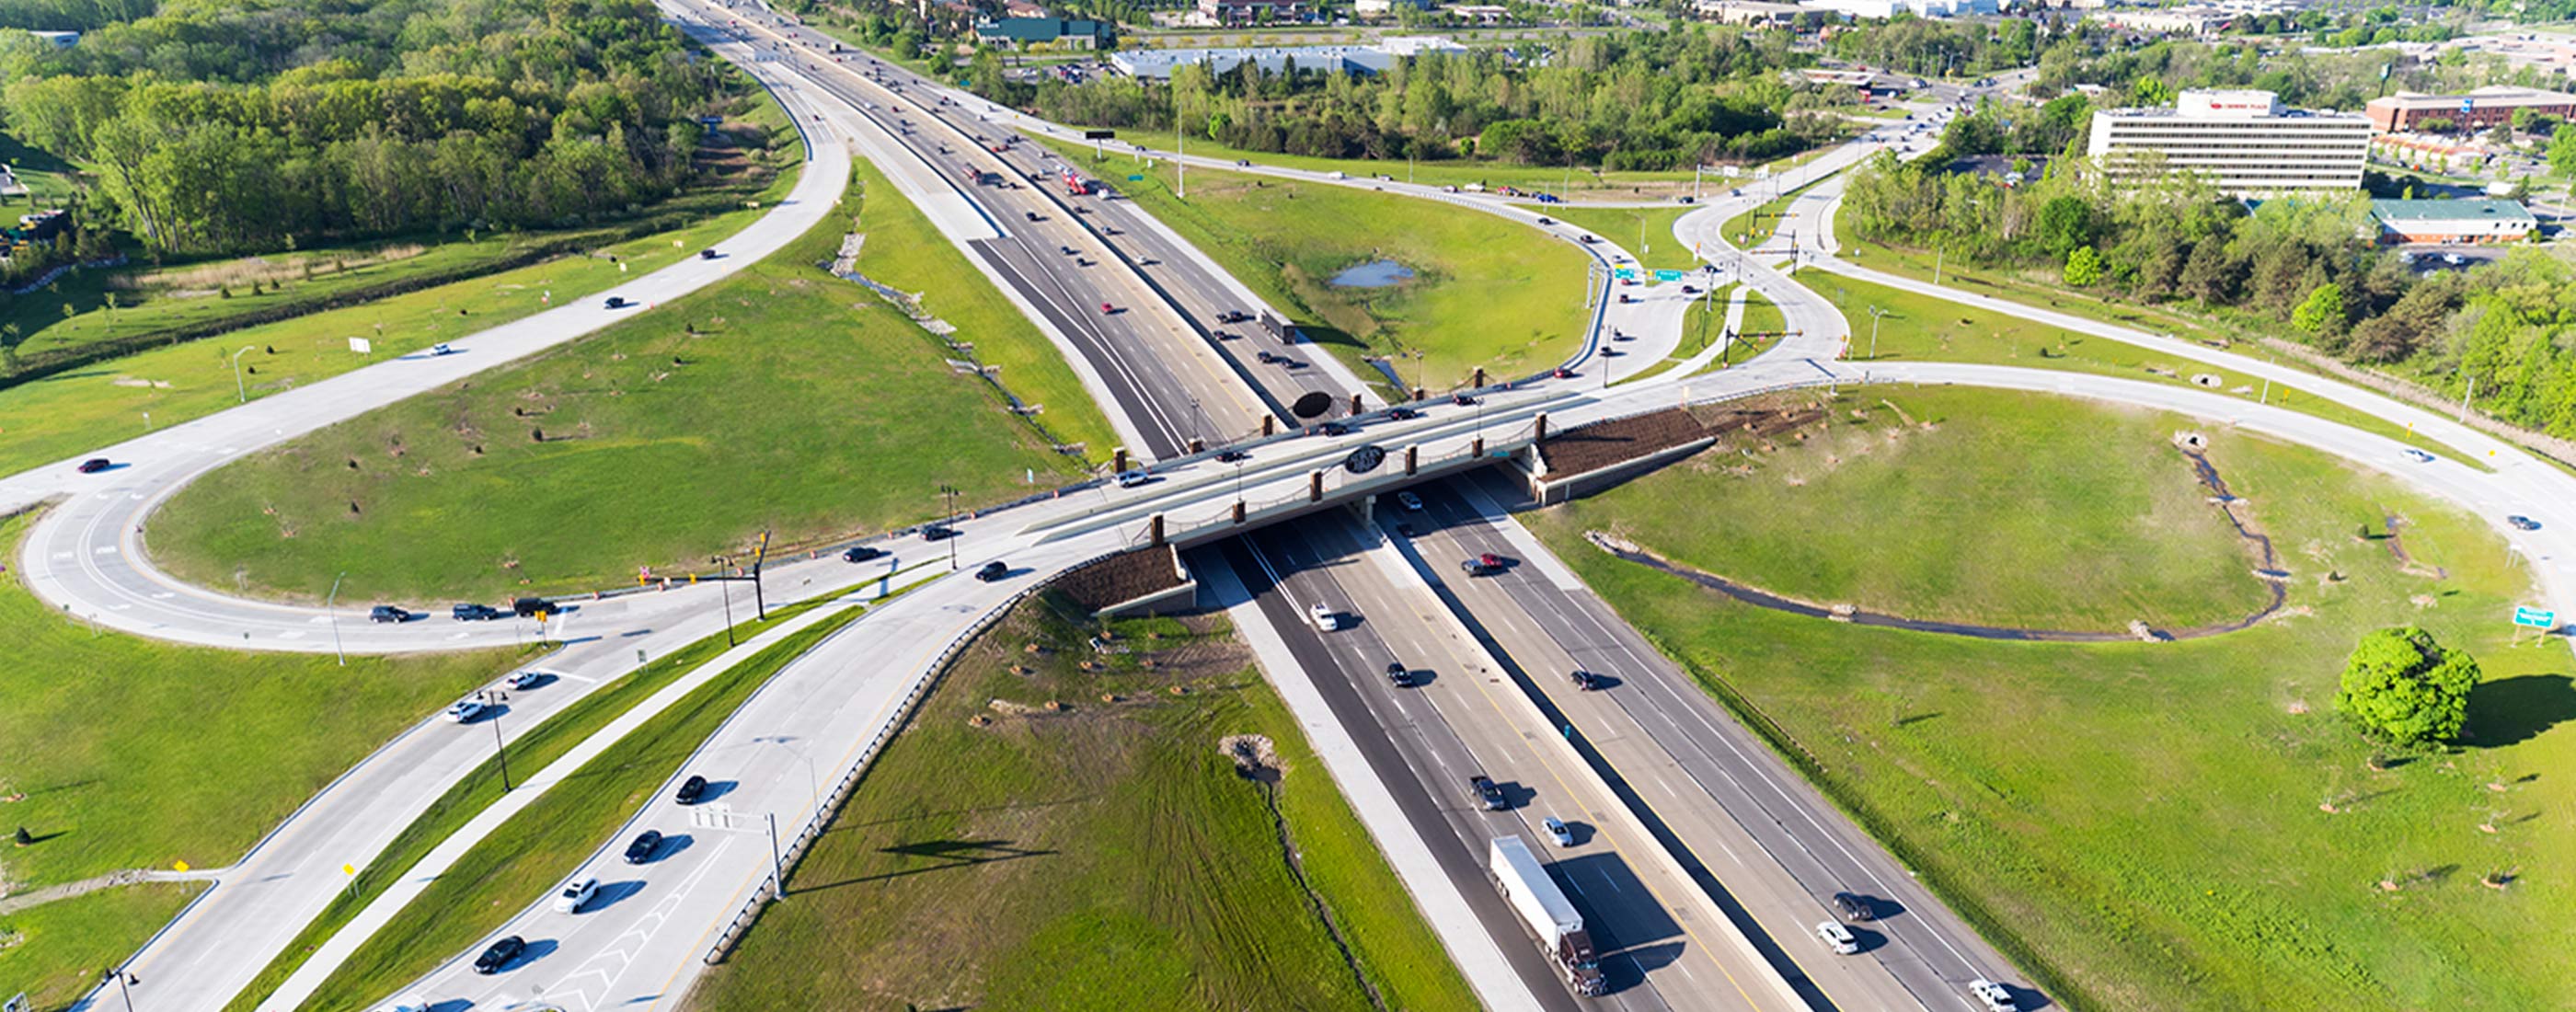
[697,545,1126,964]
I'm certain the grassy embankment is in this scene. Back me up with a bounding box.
[687,596,1480,1012]
[1544,205,1699,272]
[294,605,868,1012]
[1527,385,2574,1010]
[1808,271,2487,466]
[0,91,799,477]
[1052,139,1590,394]
[147,156,1114,604]
[0,511,526,1010]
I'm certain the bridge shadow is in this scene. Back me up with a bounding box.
[792,838,1056,893]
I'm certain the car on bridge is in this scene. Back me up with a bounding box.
[1452,393,1477,407]
[1309,603,1340,631]
[1217,449,1251,463]
[1543,816,1574,846]
[1832,891,1875,922]
[1570,670,1602,691]
[1396,491,1423,512]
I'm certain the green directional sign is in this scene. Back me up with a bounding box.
[1652,269,1685,282]
[2513,605,2557,628]
[1613,267,1638,280]
[1129,175,1144,181]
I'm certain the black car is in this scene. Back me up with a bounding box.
[1387,407,1420,420]
[921,523,958,541]
[1386,661,1412,687]
[1319,421,1351,436]
[2507,514,2543,531]
[1469,775,1507,811]
[473,935,526,974]
[843,545,886,563]
[511,596,551,617]
[1570,670,1601,691]
[675,775,710,805]
[1256,350,1282,364]
[1452,393,1477,407]
[974,560,1009,582]
[624,829,664,864]
[452,603,504,622]
[1833,891,1875,922]
[604,295,628,309]
[76,457,112,474]
[369,605,412,624]
[697,248,719,260]
[1216,450,1251,463]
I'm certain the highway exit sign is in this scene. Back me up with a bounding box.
[2513,606,2556,628]
[1612,268,1637,280]
[1652,269,1685,282]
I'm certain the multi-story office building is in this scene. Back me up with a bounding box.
[2087,89,2372,195]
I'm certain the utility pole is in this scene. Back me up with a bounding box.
[490,699,512,790]
[1868,305,1887,360]
[767,811,786,897]
[940,485,960,570]
[719,561,737,648]
[1174,83,1186,201]
[2461,374,2477,421]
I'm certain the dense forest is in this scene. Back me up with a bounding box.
[1842,149,2576,441]
[981,29,1849,169]
[0,0,150,31]
[0,0,734,255]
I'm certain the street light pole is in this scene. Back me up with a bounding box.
[940,485,960,570]
[326,571,347,667]
[489,701,512,790]
[102,967,137,1012]
[1868,305,1887,361]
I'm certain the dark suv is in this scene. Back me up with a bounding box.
[1469,776,1506,811]
[675,775,710,805]
[474,935,526,974]
[624,829,664,864]
[368,605,412,624]
[974,560,1009,582]
[452,603,503,622]
[1386,661,1412,687]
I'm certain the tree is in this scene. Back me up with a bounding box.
[2335,627,2479,747]
[2292,282,2347,336]
[2062,245,2103,287]
[2550,123,2576,178]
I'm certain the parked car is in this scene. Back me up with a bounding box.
[974,560,1010,582]
[2507,514,2543,531]
[473,936,526,974]
[1396,491,1423,512]
[1386,661,1411,687]
[624,829,664,864]
[76,457,112,474]
[1543,816,1574,846]
[452,603,504,622]
[443,699,487,723]
[369,605,413,624]
[553,877,599,914]
[1309,603,1340,632]
[1468,775,1507,811]
[842,545,885,563]
[1832,891,1875,922]
[675,775,710,805]
[1817,921,1860,954]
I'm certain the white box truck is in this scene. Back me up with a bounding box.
[1489,835,1607,996]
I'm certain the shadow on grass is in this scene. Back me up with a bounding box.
[2466,673,2576,749]
[792,838,1056,893]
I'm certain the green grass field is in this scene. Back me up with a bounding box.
[295,604,867,1012]
[0,880,201,1012]
[1099,132,1699,197]
[215,587,869,1012]
[0,511,527,891]
[1526,385,2576,1010]
[1807,270,2488,466]
[689,594,1478,1012]
[1054,141,1592,393]
[146,161,1110,603]
[1740,287,1785,337]
[1528,205,1700,271]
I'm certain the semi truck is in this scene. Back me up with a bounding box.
[1489,835,1608,996]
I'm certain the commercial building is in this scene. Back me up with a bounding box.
[2087,88,2371,195]
[2365,86,2576,132]
[2369,199,2536,245]
[2089,6,2226,35]
[2369,132,2493,177]
[1354,0,1437,16]
[972,17,1113,48]
[1692,0,1804,25]
[1797,0,1995,18]
[1110,38,1464,80]
[1198,0,1305,24]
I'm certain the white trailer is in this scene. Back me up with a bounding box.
[1488,836,1607,996]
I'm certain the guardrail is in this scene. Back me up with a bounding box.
[697,546,1125,964]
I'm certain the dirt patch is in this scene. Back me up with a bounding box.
[1541,397,1826,477]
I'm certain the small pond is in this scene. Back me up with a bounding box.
[1328,259,1415,288]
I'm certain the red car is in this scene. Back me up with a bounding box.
[1459,553,1506,576]
[1099,303,1114,314]
[1552,367,1571,379]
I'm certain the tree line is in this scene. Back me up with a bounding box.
[0,0,737,256]
[984,29,1851,170]
[1842,148,2576,442]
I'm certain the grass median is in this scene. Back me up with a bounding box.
[1052,139,1591,394]
[0,880,202,1012]
[215,588,861,1012]
[0,93,800,477]
[688,594,1479,1012]
[1805,271,2488,466]
[1527,385,2573,1010]
[293,602,869,1012]
[146,155,1106,603]
[1545,205,1700,272]
[0,510,528,891]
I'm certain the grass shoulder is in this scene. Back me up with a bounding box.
[1526,385,2572,1010]
[1542,205,1700,272]
[685,592,1478,1012]
[0,880,202,1012]
[0,509,528,892]
[145,159,1098,603]
[1051,138,1591,393]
